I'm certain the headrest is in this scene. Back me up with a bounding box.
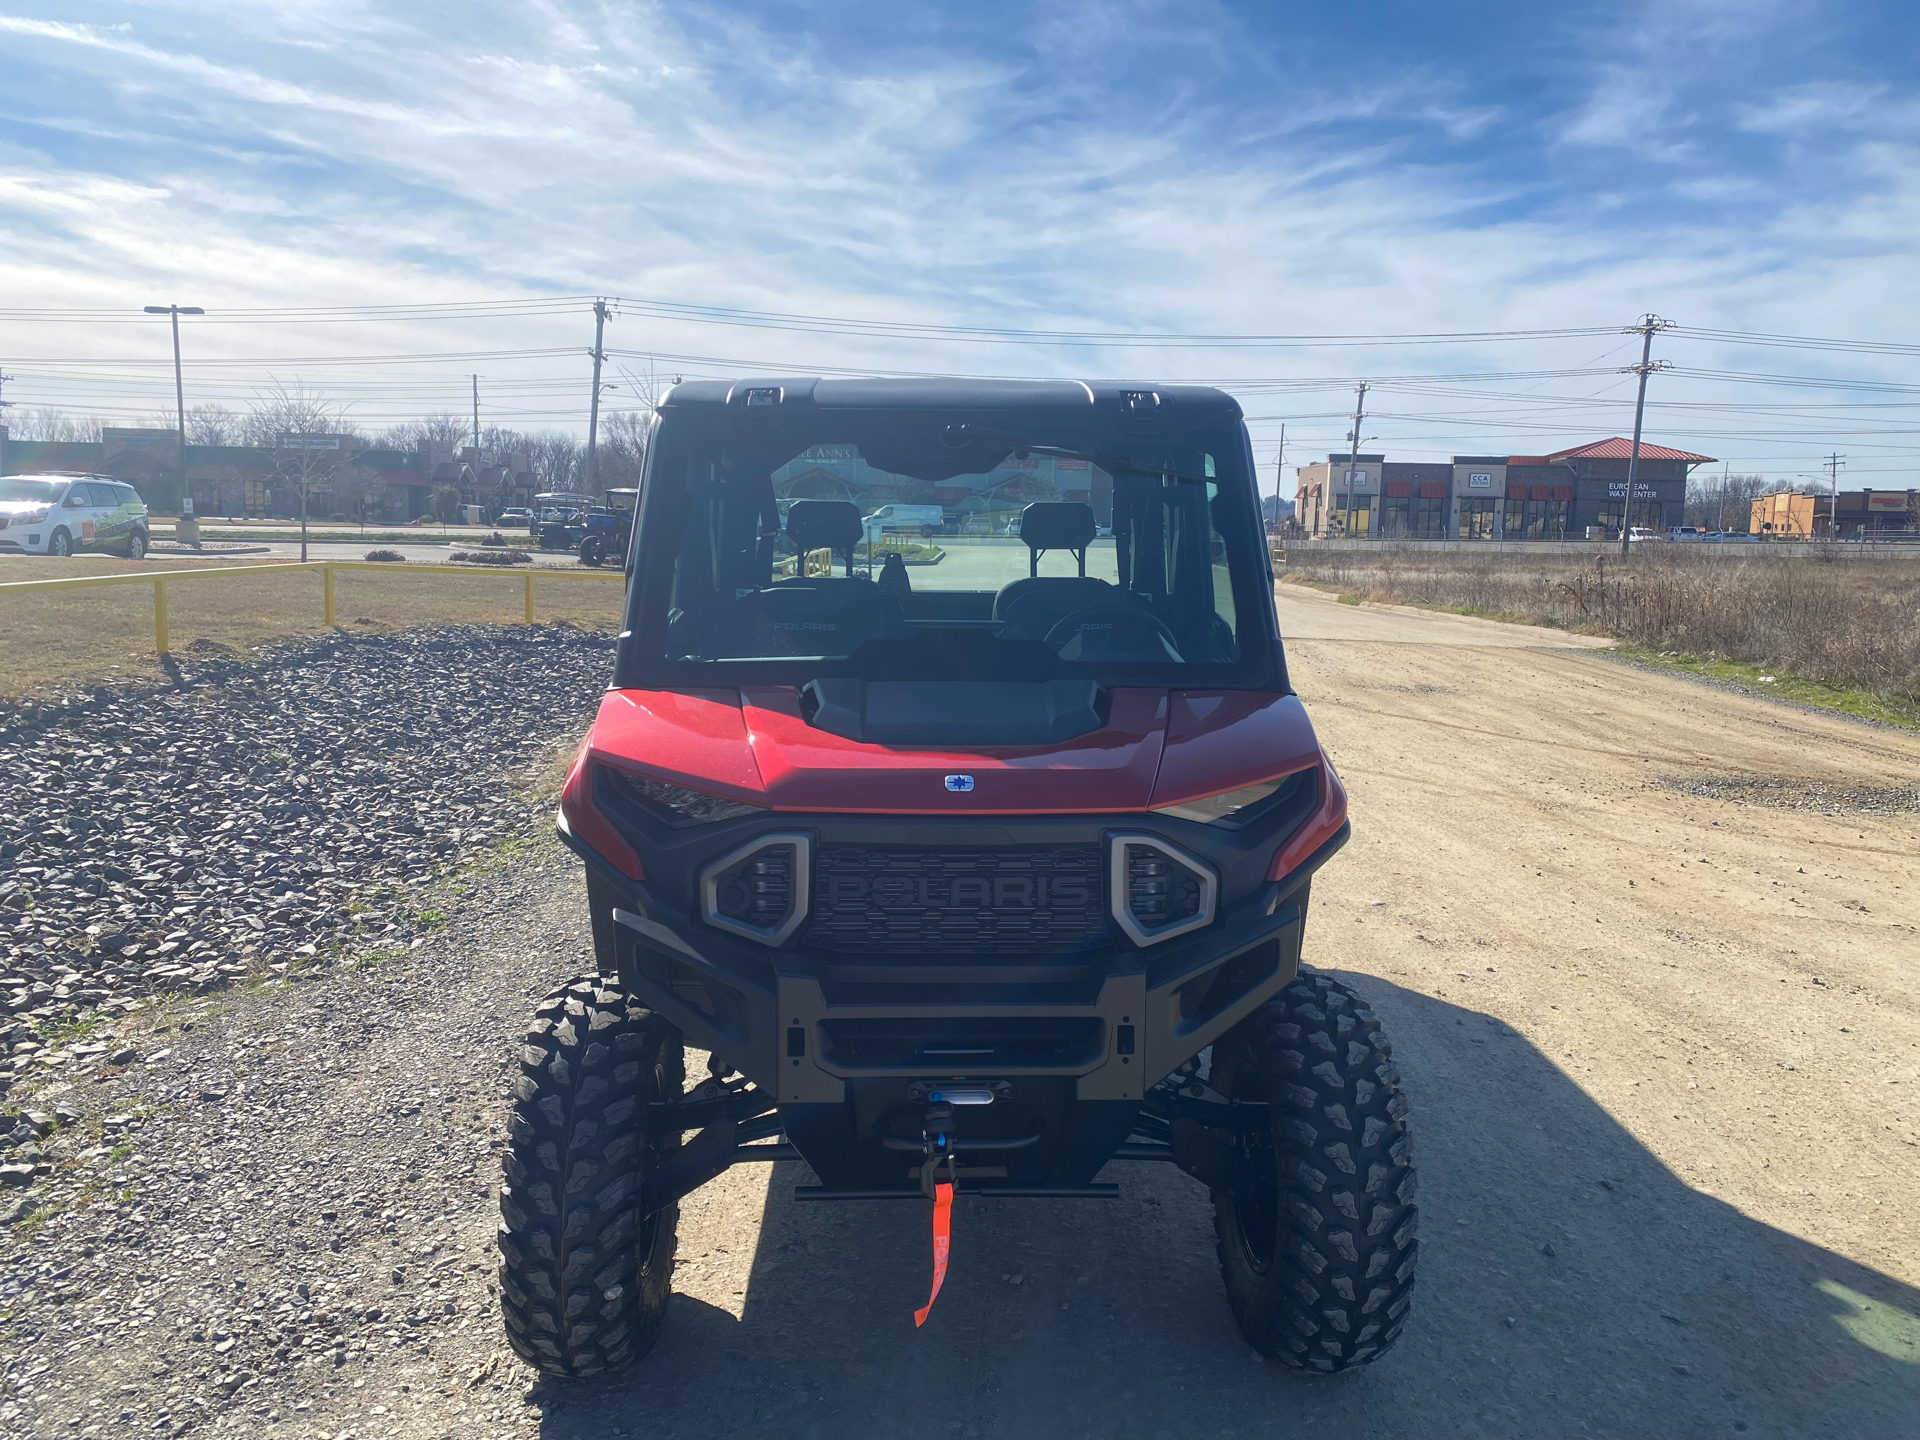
[1018,502,1097,552]
[785,499,863,555]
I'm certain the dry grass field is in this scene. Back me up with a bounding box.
[1282,544,1920,722]
[0,556,625,700]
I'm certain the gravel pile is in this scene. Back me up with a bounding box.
[0,840,600,1438]
[1658,773,1920,815]
[0,625,614,1103]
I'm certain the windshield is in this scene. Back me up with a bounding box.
[0,478,68,503]
[617,405,1281,689]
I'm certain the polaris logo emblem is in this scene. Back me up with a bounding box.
[826,874,1092,910]
[944,775,974,792]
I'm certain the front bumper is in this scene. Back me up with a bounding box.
[561,812,1346,1104]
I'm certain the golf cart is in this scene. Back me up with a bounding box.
[532,491,595,550]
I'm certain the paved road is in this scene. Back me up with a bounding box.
[147,539,591,568]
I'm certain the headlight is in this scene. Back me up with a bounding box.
[16,507,49,525]
[1108,834,1217,946]
[701,834,811,945]
[599,765,765,827]
[1152,773,1301,826]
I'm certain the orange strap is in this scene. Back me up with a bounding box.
[912,1180,954,1327]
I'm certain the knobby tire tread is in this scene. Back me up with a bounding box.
[497,975,683,1377]
[1212,968,1419,1372]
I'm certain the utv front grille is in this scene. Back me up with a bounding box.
[802,844,1109,955]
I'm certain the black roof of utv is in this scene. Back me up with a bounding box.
[656,377,1246,416]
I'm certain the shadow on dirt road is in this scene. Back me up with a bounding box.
[527,974,1919,1440]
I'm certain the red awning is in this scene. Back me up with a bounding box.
[1419,482,1445,499]
[1507,483,1527,501]
[1529,484,1551,501]
[1551,484,1572,502]
[1384,480,1412,498]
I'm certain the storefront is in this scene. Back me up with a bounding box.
[1837,489,1919,536]
[1379,464,1451,537]
[1546,440,1710,538]
[1294,440,1713,540]
[1451,456,1505,540]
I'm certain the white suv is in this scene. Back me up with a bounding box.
[0,474,151,559]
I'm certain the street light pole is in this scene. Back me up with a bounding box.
[144,304,204,510]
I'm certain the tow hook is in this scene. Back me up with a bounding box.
[914,1100,957,1328]
[919,1099,957,1199]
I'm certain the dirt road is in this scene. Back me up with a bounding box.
[4,588,1915,1438]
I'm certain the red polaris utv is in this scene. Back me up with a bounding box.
[501,378,1416,1377]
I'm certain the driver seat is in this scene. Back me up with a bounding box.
[993,502,1113,638]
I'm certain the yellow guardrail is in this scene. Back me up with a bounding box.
[0,560,624,654]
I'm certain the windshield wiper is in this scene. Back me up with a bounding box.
[941,424,1215,486]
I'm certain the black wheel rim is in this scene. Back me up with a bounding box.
[636,1051,678,1273]
[1222,1067,1280,1273]
[1232,1127,1281,1272]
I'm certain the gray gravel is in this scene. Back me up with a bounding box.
[1658,773,1920,815]
[0,624,614,1105]
[0,835,595,1439]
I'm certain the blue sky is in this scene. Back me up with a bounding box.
[0,0,1915,480]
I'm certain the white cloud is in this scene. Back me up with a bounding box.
[0,1,1909,479]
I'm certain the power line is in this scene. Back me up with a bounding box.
[1,297,1913,359]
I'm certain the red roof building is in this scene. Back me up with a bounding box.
[1543,439,1716,464]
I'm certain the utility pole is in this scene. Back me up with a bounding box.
[1342,382,1369,541]
[585,299,612,496]
[1619,313,1674,556]
[143,303,205,507]
[1274,423,1286,532]
[1823,452,1845,538]
[472,374,480,450]
[0,367,12,474]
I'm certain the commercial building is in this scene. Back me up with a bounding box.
[1834,489,1918,536]
[1751,489,1917,538]
[1749,491,1830,538]
[1294,438,1714,540]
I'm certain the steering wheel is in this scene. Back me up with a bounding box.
[1044,604,1185,662]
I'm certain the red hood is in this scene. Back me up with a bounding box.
[582,685,1321,815]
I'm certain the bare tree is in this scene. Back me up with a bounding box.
[250,382,357,560]
[333,458,387,533]
[524,431,583,491]
[186,404,242,447]
[6,409,107,442]
[374,414,469,452]
[597,409,650,489]
[1685,471,1775,531]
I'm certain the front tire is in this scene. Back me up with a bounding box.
[498,976,684,1377]
[1211,970,1418,1372]
[578,534,606,567]
[48,528,73,557]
